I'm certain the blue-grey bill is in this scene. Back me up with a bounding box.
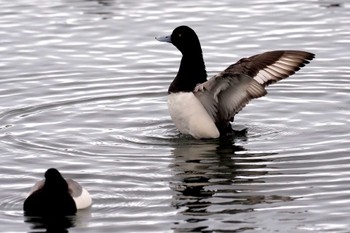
[155,35,172,43]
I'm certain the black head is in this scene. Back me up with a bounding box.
[156,25,203,55]
[156,26,207,92]
[44,168,69,193]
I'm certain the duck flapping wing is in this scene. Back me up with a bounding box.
[194,50,315,125]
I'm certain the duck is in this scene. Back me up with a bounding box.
[155,25,315,139]
[23,168,92,216]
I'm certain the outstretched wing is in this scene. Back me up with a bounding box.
[229,50,315,86]
[195,50,315,127]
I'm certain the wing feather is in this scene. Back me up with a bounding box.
[194,50,314,131]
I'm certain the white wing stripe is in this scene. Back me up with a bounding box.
[254,69,274,84]
[268,65,289,76]
[278,58,300,67]
[254,53,310,85]
[254,75,264,84]
[264,67,280,79]
[280,56,304,63]
[274,61,295,71]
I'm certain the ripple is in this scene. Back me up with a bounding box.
[0,0,350,232]
[0,93,172,157]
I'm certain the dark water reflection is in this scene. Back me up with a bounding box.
[24,205,92,232]
[80,0,118,19]
[169,134,295,232]
[25,215,74,233]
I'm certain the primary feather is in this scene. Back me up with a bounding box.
[195,50,315,131]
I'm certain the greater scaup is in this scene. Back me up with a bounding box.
[156,25,315,139]
[23,168,92,216]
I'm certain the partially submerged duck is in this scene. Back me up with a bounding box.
[23,168,92,216]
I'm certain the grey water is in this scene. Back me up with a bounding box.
[0,0,350,232]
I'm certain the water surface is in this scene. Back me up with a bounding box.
[0,0,350,232]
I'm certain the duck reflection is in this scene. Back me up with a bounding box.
[169,131,292,231]
[24,215,75,233]
[25,209,91,232]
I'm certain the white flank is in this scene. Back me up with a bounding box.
[168,92,220,139]
[73,188,92,209]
